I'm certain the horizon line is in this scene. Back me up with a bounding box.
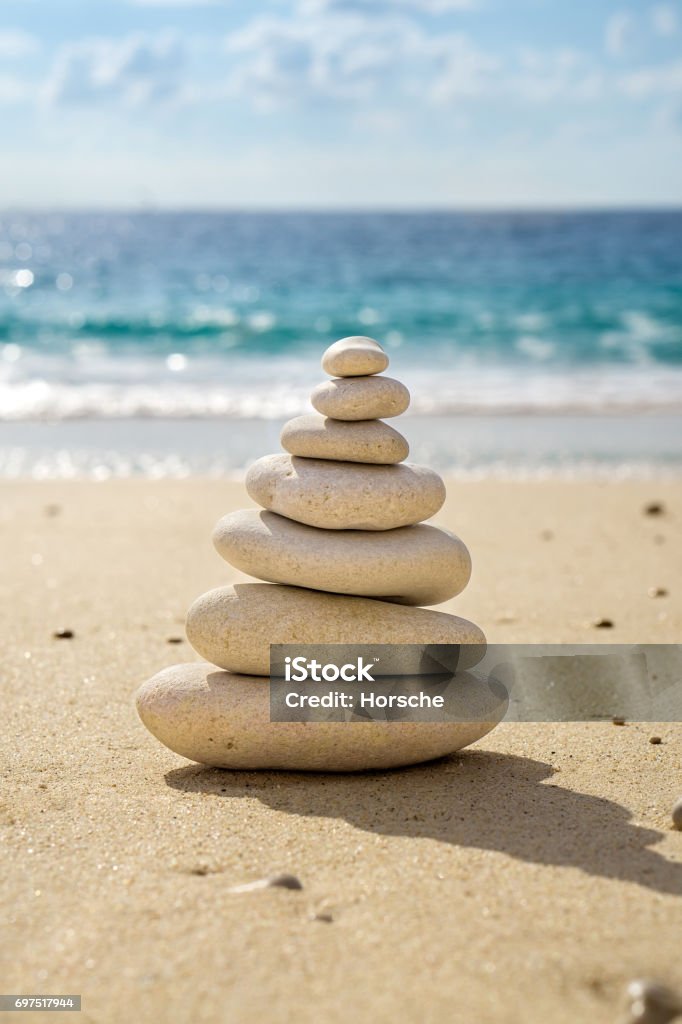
[2,203,682,216]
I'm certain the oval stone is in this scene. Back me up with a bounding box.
[311,376,410,421]
[135,662,504,772]
[186,583,486,676]
[245,454,444,530]
[321,335,389,377]
[280,414,409,464]
[213,510,471,606]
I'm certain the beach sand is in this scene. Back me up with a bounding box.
[2,478,681,1024]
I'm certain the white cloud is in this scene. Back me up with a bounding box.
[44,31,185,106]
[299,0,477,13]
[128,0,221,5]
[0,72,30,103]
[0,29,39,58]
[352,107,405,133]
[224,13,616,111]
[605,12,635,57]
[510,49,603,102]
[651,3,678,36]
[619,59,682,96]
[225,12,495,109]
[0,3,677,133]
[429,36,498,100]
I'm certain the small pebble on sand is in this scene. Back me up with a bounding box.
[166,636,184,644]
[495,611,517,624]
[612,716,626,726]
[648,587,668,598]
[643,501,665,516]
[265,873,303,890]
[53,628,74,639]
[593,618,614,629]
[229,873,303,893]
[672,798,682,830]
[625,978,682,1023]
[649,736,662,745]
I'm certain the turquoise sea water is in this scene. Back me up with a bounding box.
[1,210,681,475]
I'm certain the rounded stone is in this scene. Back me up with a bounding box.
[311,376,409,421]
[213,509,471,606]
[280,414,409,465]
[135,662,504,772]
[321,336,389,378]
[186,583,486,676]
[245,454,445,530]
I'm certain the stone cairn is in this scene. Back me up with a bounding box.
[136,336,500,771]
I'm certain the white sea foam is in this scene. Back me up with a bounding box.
[2,350,682,421]
[515,335,555,360]
[599,309,678,362]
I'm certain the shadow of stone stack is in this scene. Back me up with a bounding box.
[136,337,501,772]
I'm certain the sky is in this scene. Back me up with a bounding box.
[0,0,681,208]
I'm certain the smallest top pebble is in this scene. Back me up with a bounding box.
[322,336,389,378]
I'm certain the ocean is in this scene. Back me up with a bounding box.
[1,210,681,477]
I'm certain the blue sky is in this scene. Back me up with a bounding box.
[1,0,681,207]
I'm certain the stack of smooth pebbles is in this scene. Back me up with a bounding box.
[136,337,501,771]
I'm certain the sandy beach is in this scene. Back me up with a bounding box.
[0,477,680,1023]
[3,0,682,1015]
